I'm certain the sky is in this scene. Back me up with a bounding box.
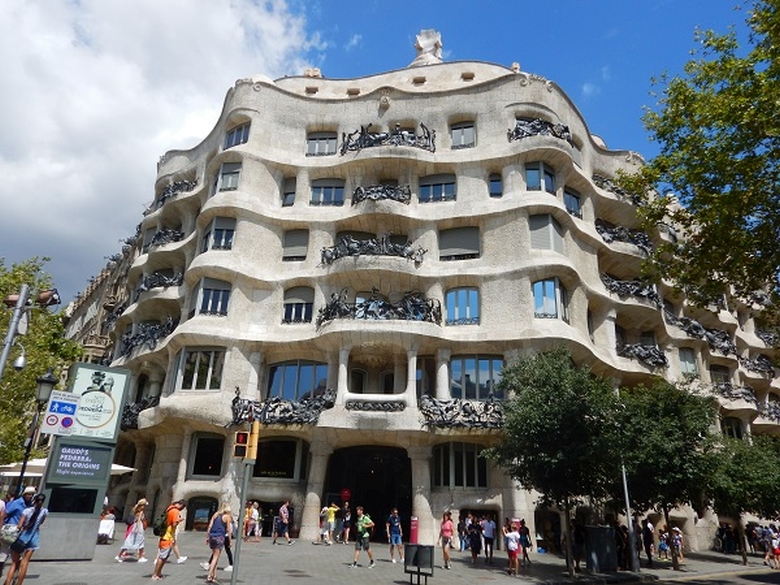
[0,0,753,307]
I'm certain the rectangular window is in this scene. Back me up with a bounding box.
[217,162,241,192]
[180,348,225,391]
[197,278,230,316]
[450,122,475,149]
[710,365,731,385]
[282,177,296,207]
[439,226,480,260]
[564,188,582,218]
[526,162,556,194]
[283,229,309,261]
[679,348,698,376]
[419,174,456,203]
[450,355,503,400]
[201,217,236,253]
[533,277,568,321]
[283,286,314,323]
[267,361,328,401]
[224,123,250,149]
[446,287,480,325]
[640,331,657,347]
[310,179,345,206]
[191,435,224,477]
[307,131,337,156]
[432,443,487,488]
[142,227,155,253]
[488,173,503,198]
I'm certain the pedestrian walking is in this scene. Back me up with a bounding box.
[151,499,185,581]
[480,514,496,564]
[3,493,47,585]
[437,511,454,570]
[386,508,404,563]
[503,521,520,576]
[204,503,233,583]
[349,506,375,568]
[341,504,351,544]
[272,500,295,545]
[519,518,532,567]
[115,498,148,562]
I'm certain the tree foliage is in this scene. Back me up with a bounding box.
[0,257,82,464]
[625,0,780,317]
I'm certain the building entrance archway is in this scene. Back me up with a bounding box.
[325,446,412,540]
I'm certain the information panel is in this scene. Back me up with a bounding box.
[67,364,130,441]
[49,443,113,483]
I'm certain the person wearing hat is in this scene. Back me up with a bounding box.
[115,498,149,562]
[0,487,36,576]
[3,493,48,585]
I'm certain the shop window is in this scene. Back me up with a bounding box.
[253,439,309,480]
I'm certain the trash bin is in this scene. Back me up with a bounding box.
[585,525,617,573]
[410,516,419,544]
[404,544,434,585]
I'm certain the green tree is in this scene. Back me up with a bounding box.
[624,0,780,318]
[484,347,622,577]
[617,381,719,570]
[0,257,82,464]
[710,434,780,565]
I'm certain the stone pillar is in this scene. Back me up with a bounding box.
[435,348,451,400]
[299,443,333,541]
[248,350,263,399]
[604,308,618,357]
[335,347,351,404]
[403,348,418,405]
[408,446,435,544]
[394,355,405,394]
[148,373,163,400]
[175,427,193,489]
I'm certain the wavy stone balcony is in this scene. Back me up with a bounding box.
[595,219,652,256]
[340,123,436,154]
[146,179,198,215]
[231,388,336,426]
[601,274,661,307]
[714,382,759,415]
[663,310,739,357]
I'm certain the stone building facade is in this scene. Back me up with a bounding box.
[66,34,779,549]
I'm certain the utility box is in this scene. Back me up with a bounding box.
[404,544,434,585]
[585,525,617,573]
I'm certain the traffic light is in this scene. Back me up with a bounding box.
[233,431,250,458]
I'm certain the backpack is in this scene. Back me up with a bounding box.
[152,513,167,537]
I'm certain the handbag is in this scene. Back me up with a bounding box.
[0,524,19,544]
[10,532,30,553]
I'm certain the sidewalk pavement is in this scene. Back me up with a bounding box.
[9,531,776,585]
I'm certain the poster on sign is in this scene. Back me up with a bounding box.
[67,363,131,442]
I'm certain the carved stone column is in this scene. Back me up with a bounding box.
[176,427,193,486]
[435,349,451,400]
[403,348,418,405]
[300,443,334,541]
[408,446,435,544]
[335,347,351,404]
[248,351,263,400]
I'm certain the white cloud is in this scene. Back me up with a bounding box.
[0,0,312,303]
[345,33,362,52]
[582,82,601,97]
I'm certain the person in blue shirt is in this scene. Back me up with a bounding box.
[1,487,35,577]
[385,508,404,564]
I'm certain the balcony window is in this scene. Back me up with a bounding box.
[721,416,743,439]
[283,286,314,323]
[679,347,698,377]
[432,442,487,488]
[419,174,456,203]
[532,277,569,321]
[189,434,225,477]
[310,179,345,206]
[216,162,241,192]
[190,278,230,317]
[282,229,309,261]
[640,331,657,347]
[416,356,436,398]
[307,131,337,156]
[526,162,556,194]
[445,287,480,325]
[450,355,504,400]
[201,217,236,252]
[488,173,503,198]
[142,227,155,253]
[177,348,225,391]
[450,122,475,149]
[282,177,296,207]
[439,226,480,261]
[529,214,564,253]
[267,360,328,401]
[710,364,731,385]
[224,123,250,149]
[564,188,582,218]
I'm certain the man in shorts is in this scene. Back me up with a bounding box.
[386,508,404,563]
[152,500,185,581]
[273,500,294,545]
[350,506,375,569]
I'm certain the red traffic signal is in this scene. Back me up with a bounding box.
[233,431,250,458]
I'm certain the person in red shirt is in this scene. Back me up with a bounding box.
[152,500,185,581]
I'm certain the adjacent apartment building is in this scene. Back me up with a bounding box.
[65,31,779,548]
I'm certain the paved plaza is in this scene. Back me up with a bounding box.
[8,531,778,585]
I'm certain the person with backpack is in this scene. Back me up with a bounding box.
[151,500,185,581]
[349,506,375,568]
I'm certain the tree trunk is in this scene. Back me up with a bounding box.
[564,500,575,578]
[664,506,680,571]
[738,520,748,566]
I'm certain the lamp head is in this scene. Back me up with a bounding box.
[35,368,58,403]
[12,342,26,371]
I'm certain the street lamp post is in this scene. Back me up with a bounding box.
[16,369,58,495]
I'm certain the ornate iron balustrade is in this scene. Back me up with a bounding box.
[316,288,441,327]
[352,184,412,205]
[507,118,574,146]
[757,329,779,347]
[149,228,185,248]
[120,316,178,357]
[714,382,758,406]
[103,301,127,333]
[321,234,427,266]
[601,274,661,306]
[121,394,160,430]
[231,388,335,426]
[740,354,775,376]
[340,123,436,154]
[595,219,653,255]
[134,271,184,301]
[446,316,480,326]
[150,179,198,212]
[617,344,669,368]
[759,401,780,422]
[663,310,739,357]
[345,400,405,412]
[592,174,643,206]
[418,394,504,429]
